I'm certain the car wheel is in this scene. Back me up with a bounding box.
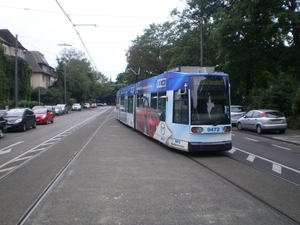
[32,120,37,129]
[46,119,49,125]
[0,128,4,138]
[237,122,243,130]
[21,123,27,132]
[256,125,263,134]
[51,118,54,123]
[279,129,286,134]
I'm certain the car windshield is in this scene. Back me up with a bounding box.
[5,110,24,117]
[34,109,47,114]
[0,110,7,117]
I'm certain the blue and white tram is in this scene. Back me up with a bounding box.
[116,67,232,152]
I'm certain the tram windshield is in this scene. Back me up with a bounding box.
[190,75,230,125]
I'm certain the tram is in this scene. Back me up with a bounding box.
[116,66,232,152]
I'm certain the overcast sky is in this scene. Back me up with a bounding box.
[0,0,185,81]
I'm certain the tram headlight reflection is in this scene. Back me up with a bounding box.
[191,127,204,133]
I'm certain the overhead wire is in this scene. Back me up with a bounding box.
[55,0,98,70]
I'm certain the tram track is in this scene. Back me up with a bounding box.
[181,152,300,224]
[16,110,115,225]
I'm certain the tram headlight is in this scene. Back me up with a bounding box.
[191,127,204,133]
[223,126,231,132]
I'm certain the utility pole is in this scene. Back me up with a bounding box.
[200,17,204,67]
[15,34,18,108]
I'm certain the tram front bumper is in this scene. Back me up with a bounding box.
[188,141,232,152]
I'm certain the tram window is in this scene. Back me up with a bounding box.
[137,95,145,107]
[151,93,157,110]
[120,97,125,112]
[158,92,166,112]
[124,98,128,112]
[128,96,133,113]
[173,91,189,124]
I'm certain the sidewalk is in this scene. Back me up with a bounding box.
[25,116,296,225]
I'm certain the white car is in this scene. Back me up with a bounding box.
[72,103,82,111]
[237,109,287,134]
[231,105,246,125]
[83,103,90,109]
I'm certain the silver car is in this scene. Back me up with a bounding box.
[237,109,287,134]
[231,105,246,125]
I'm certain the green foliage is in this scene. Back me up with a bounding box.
[122,0,300,129]
[0,46,32,107]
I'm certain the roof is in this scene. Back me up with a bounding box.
[0,29,26,50]
[25,51,56,77]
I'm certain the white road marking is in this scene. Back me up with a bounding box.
[272,164,282,174]
[245,137,258,142]
[272,144,291,151]
[0,148,12,155]
[247,155,255,162]
[13,156,33,162]
[0,141,23,151]
[228,148,237,154]
[30,148,45,153]
[0,166,16,173]
[231,147,300,174]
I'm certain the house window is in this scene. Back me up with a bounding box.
[3,45,9,55]
[42,75,45,82]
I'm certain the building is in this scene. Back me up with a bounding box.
[0,29,56,89]
[25,51,56,88]
[0,29,26,59]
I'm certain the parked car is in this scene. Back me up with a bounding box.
[72,103,82,111]
[231,105,246,126]
[44,105,56,116]
[57,104,68,114]
[90,103,97,108]
[34,108,54,124]
[83,103,90,109]
[32,105,45,111]
[236,109,287,134]
[0,110,8,138]
[53,105,63,116]
[4,108,37,132]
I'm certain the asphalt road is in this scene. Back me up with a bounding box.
[0,107,299,225]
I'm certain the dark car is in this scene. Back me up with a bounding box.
[4,108,37,132]
[0,110,8,138]
[237,109,287,134]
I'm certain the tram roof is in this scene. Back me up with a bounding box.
[117,70,229,97]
